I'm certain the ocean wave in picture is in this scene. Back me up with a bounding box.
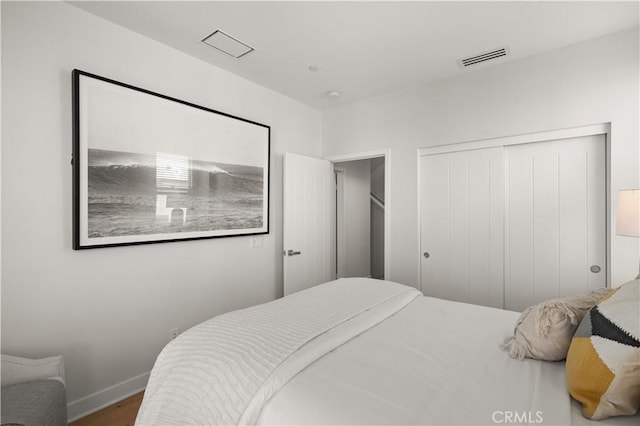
[87,148,264,238]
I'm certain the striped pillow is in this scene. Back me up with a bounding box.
[565,279,640,420]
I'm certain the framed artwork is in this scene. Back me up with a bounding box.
[72,69,270,249]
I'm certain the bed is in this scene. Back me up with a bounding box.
[135,278,639,425]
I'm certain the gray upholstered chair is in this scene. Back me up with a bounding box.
[1,355,67,426]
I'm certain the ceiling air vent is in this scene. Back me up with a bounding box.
[457,47,510,68]
[202,30,254,59]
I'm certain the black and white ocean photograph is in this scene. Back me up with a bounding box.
[87,148,265,238]
[73,70,270,248]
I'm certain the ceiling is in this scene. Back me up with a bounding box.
[68,1,639,110]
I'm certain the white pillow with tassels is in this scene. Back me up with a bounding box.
[502,288,612,361]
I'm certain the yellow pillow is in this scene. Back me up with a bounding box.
[565,279,640,420]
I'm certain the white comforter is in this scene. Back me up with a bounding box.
[136,278,420,425]
[258,293,571,425]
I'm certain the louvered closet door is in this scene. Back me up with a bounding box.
[504,135,606,312]
[420,147,504,308]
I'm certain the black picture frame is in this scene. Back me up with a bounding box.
[72,69,270,249]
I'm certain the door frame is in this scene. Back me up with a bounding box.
[417,123,611,291]
[326,149,391,280]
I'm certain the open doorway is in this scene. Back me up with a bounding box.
[333,156,385,279]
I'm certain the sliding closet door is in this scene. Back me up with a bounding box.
[420,148,504,308]
[504,135,606,311]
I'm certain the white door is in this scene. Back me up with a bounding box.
[283,153,333,295]
[505,135,606,311]
[420,147,505,308]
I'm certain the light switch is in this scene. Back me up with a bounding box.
[250,236,264,248]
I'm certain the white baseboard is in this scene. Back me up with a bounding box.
[67,371,149,422]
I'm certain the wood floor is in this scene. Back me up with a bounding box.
[70,392,144,426]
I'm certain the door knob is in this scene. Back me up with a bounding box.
[590,265,601,273]
[423,252,430,259]
[287,249,302,256]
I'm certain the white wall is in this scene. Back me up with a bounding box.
[335,160,371,277]
[323,28,640,288]
[1,1,321,418]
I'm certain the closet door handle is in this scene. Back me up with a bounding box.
[423,252,430,259]
[287,249,302,256]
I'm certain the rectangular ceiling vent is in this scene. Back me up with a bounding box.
[202,30,254,59]
[457,47,510,68]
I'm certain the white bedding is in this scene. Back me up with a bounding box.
[137,278,640,425]
[136,278,420,425]
[258,295,572,425]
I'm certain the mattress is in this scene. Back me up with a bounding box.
[136,278,639,425]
